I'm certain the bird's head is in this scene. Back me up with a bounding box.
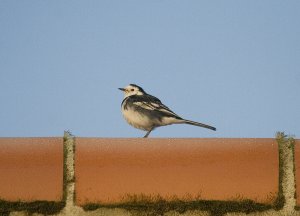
[118,84,146,98]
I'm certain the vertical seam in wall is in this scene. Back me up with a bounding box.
[63,131,75,207]
[291,137,297,210]
[276,137,285,209]
[276,132,296,213]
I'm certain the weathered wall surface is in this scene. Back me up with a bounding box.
[0,132,299,216]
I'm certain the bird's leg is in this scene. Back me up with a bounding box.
[143,127,154,138]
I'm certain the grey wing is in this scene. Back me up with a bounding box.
[133,95,182,119]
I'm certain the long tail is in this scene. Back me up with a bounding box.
[182,119,216,131]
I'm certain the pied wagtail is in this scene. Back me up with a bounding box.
[119,84,216,138]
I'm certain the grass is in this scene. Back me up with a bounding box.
[0,199,65,216]
[82,194,274,216]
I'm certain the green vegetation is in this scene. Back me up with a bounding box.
[0,200,65,216]
[83,194,273,216]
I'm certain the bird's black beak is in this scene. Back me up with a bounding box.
[118,88,125,91]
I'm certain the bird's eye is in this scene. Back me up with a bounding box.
[131,89,134,91]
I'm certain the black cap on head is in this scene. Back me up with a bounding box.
[130,84,146,93]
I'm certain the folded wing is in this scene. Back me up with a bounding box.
[131,95,182,119]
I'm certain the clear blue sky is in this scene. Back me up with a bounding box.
[0,1,299,138]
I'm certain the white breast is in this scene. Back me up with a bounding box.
[122,106,153,131]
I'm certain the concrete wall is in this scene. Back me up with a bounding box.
[0,132,299,216]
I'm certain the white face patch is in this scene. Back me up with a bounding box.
[122,85,144,98]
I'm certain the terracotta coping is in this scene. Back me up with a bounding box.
[0,138,63,202]
[75,138,278,205]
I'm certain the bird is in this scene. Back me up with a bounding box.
[119,84,216,138]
